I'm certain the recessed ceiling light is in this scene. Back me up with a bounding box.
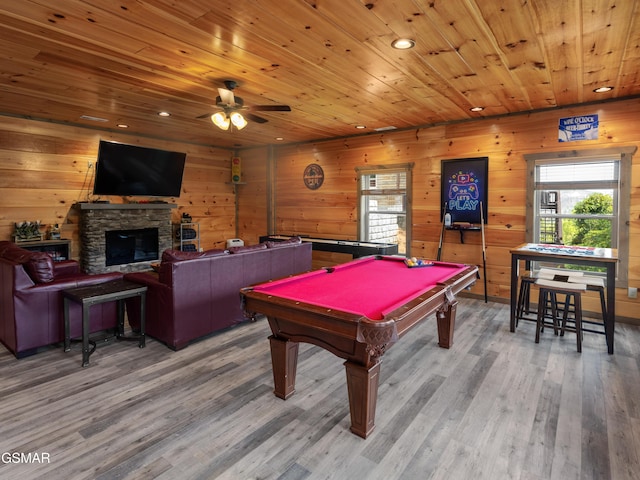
[116,123,129,128]
[275,137,284,141]
[391,38,415,50]
[470,106,485,112]
[593,86,613,93]
[355,125,366,129]
[158,111,171,117]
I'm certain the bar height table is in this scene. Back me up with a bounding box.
[509,243,618,354]
[63,279,147,367]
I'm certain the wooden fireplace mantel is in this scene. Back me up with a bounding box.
[76,202,177,211]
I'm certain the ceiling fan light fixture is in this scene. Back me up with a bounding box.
[391,38,415,50]
[230,111,248,130]
[211,112,230,130]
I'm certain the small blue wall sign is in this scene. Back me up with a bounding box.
[558,114,598,142]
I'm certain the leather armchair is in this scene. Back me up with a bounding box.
[0,241,123,358]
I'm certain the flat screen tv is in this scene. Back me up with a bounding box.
[93,140,186,197]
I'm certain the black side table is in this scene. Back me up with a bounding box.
[63,279,147,367]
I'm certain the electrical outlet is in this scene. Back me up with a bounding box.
[88,161,93,169]
[629,287,638,299]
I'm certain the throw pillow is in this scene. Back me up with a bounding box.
[25,252,55,283]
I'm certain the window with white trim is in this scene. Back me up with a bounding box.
[356,164,413,255]
[525,148,634,286]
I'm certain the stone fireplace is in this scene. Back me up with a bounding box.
[78,203,175,274]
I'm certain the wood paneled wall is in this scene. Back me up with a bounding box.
[238,98,640,322]
[0,117,237,257]
[234,147,270,246]
[1,99,638,323]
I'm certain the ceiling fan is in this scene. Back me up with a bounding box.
[197,80,291,130]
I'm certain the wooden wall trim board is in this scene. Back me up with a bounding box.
[1,98,638,322]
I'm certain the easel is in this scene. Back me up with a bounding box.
[437,202,488,303]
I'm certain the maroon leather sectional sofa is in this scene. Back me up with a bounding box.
[124,237,312,350]
[0,241,123,358]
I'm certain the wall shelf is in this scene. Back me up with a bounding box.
[445,224,482,243]
[16,239,71,262]
[174,222,200,252]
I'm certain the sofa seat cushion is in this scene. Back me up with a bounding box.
[18,271,123,293]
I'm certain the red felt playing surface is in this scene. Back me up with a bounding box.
[252,256,468,320]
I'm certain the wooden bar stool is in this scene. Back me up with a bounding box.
[534,279,587,352]
[535,269,608,327]
[580,275,607,324]
[515,271,535,327]
[516,268,583,327]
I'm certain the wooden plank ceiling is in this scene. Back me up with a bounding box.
[0,0,639,149]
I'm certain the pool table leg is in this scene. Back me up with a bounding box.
[436,298,458,349]
[269,335,299,400]
[344,360,380,439]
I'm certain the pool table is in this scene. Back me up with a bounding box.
[241,255,478,438]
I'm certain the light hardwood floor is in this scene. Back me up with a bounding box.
[1,298,639,480]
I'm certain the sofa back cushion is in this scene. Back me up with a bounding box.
[158,248,228,284]
[0,243,56,283]
[268,242,312,280]
[161,248,228,263]
[0,245,33,264]
[228,243,268,254]
[265,236,302,249]
[0,241,18,257]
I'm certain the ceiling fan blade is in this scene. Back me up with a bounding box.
[196,112,215,119]
[250,105,291,112]
[218,88,235,106]
[244,112,269,124]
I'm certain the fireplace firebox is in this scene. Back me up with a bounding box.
[105,228,159,267]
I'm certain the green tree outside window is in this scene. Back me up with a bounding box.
[565,193,613,248]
